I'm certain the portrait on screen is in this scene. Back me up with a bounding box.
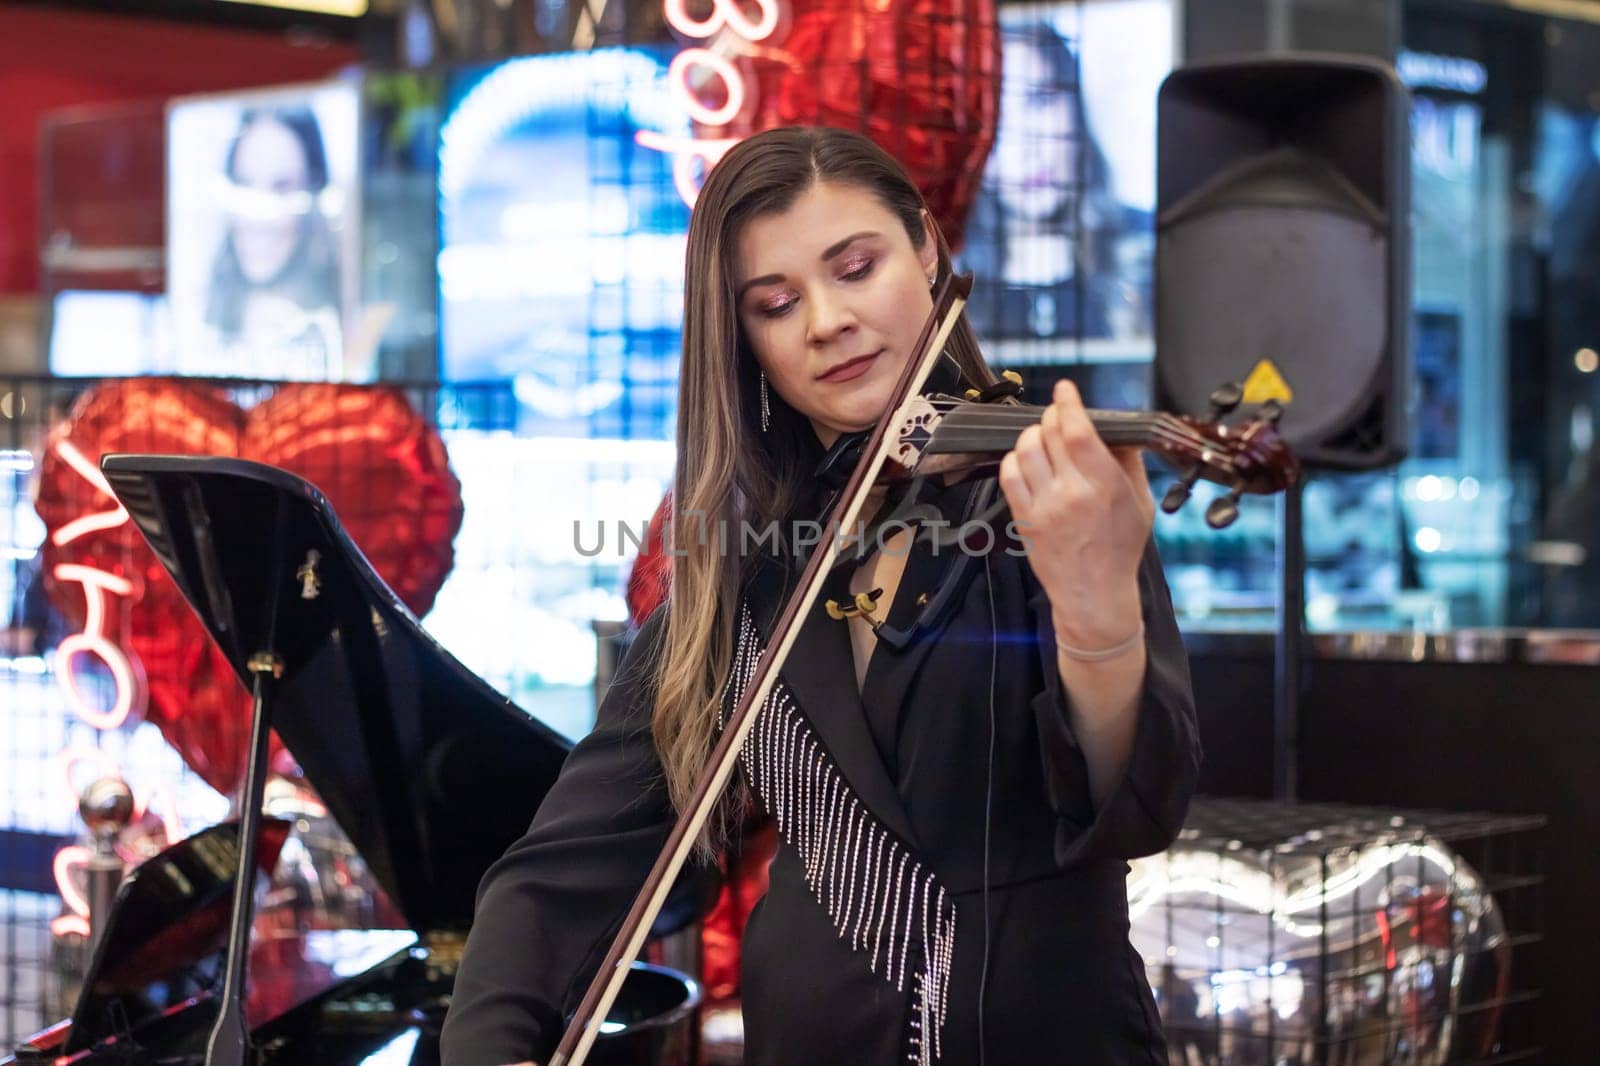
[168,83,361,380]
[957,0,1172,359]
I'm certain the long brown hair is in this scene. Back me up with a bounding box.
[652,126,996,853]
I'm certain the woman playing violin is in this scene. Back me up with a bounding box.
[442,125,1200,1066]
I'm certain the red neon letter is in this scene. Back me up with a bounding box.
[50,845,92,939]
[52,564,139,730]
[50,440,128,546]
[668,47,747,127]
[664,0,780,41]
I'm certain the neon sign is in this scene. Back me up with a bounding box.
[50,441,128,546]
[53,565,138,730]
[638,0,784,205]
[48,440,141,730]
[51,846,92,939]
[44,440,160,939]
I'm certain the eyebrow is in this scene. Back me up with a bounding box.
[735,230,881,301]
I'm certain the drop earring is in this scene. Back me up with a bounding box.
[760,371,771,432]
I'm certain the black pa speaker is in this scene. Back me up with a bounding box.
[1153,54,1411,470]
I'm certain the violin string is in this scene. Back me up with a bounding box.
[928,409,1226,459]
[929,403,1222,452]
[932,400,1238,455]
[919,429,1238,477]
[920,406,1241,478]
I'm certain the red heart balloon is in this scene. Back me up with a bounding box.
[720,0,1000,251]
[35,380,251,791]
[34,379,464,797]
[625,491,673,627]
[242,384,462,617]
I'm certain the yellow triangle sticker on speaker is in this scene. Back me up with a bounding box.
[1241,359,1294,406]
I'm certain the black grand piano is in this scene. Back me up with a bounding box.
[7,456,700,1065]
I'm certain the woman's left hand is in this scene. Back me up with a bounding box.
[998,379,1155,652]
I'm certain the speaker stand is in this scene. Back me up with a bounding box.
[1273,475,1305,802]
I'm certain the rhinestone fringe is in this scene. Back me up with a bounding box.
[725,604,958,1064]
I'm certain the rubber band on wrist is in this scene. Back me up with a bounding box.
[1055,622,1145,663]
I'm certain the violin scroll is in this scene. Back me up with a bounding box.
[1156,386,1296,528]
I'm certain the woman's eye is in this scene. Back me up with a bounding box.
[841,258,874,281]
[758,296,795,319]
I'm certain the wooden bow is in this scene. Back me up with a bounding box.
[549,274,975,1066]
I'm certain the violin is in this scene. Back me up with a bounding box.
[822,377,1298,531]
[549,275,1297,1065]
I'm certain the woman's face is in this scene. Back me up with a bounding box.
[993,36,1078,221]
[228,117,313,285]
[734,180,940,448]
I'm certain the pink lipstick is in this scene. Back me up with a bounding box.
[817,350,880,383]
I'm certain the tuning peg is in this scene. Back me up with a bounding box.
[1205,488,1243,529]
[1256,399,1284,425]
[967,372,1024,404]
[1209,382,1245,419]
[1161,469,1200,514]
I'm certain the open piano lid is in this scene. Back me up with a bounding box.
[100,454,573,935]
[56,817,300,1055]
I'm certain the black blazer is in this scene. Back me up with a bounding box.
[442,488,1200,1066]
